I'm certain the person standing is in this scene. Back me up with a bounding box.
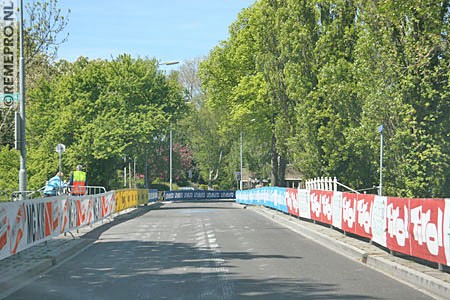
[69,164,87,196]
[44,172,66,197]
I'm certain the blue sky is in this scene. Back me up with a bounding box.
[56,0,255,63]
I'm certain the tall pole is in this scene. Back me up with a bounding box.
[240,131,243,190]
[378,125,384,196]
[133,157,136,188]
[169,122,173,190]
[145,150,148,188]
[123,156,127,187]
[157,61,179,191]
[128,160,132,189]
[18,0,27,199]
[58,151,62,173]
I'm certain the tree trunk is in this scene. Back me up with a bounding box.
[278,154,287,187]
[271,133,279,186]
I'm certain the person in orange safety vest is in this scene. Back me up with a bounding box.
[69,164,87,196]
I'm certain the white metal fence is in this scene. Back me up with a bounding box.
[305,177,359,194]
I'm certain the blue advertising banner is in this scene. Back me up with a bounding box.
[164,190,235,201]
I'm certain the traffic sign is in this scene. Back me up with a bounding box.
[55,143,66,154]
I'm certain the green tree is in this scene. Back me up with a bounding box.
[0,0,69,148]
[26,55,185,190]
[353,0,450,197]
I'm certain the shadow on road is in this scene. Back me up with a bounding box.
[20,239,378,300]
[80,203,163,240]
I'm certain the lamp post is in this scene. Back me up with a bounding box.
[157,60,179,190]
[378,124,384,196]
[170,121,173,190]
[240,131,243,190]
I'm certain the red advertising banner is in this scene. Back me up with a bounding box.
[310,190,333,225]
[60,199,69,233]
[355,194,374,239]
[76,198,93,227]
[409,198,446,264]
[44,202,53,237]
[386,197,411,255]
[235,189,450,267]
[286,188,299,217]
[102,194,113,218]
[341,192,358,234]
[10,203,26,256]
[445,199,450,266]
[0,206,7,256]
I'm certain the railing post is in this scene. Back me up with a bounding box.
[333,177,338,192]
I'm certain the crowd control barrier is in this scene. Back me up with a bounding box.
[236,187,450,270]
[115,189,149,212]
[164,190,235,201]
[0,188,157,262]
[0,191,116,261]
[148,189,158,202]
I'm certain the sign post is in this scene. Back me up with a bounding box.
[56,143,66,174]
[377,125,384,196]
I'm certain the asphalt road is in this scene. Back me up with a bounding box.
[6,201,433,299]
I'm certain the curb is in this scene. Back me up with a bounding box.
[0,257,52,297]
[247,204,450,300]
[366,255,450,299]
[51,238,93,265]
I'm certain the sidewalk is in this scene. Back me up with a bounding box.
[0,227,94,299]
[246,204,450,300]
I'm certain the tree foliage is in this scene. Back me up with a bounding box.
[198,0,450,197]
[25,55,185,190]
[0,0,69,148]
[2,0,449,197]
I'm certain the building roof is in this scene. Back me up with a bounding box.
[242,164,302,182]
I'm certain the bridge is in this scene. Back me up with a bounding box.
[0,187,449,299]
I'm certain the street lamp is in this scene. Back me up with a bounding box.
[159,61,179,66]
[240,131,243,190]
[170,122,173,190]
[240,118,255,190]
[158,60,179,190]
[378,124,384,196]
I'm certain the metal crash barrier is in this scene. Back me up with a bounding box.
[8,185,107,201]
